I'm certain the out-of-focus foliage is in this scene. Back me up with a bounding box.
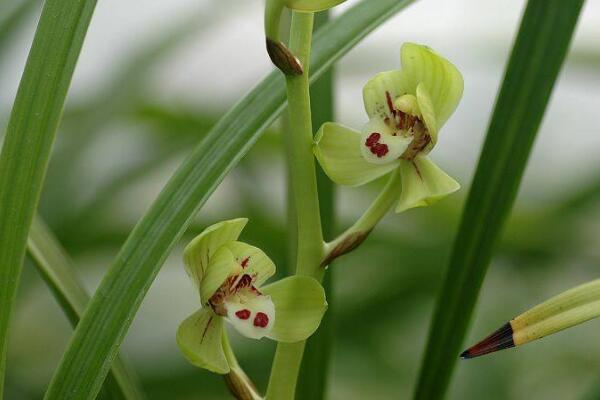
[2,0,600,399]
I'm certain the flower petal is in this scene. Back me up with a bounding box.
[362,70,412,121]
[225,291,275,340]
[400,42,463,129]
[360,118,412,165]
[176,308,229,374]
[314,122,399,187]
[396,155,459,213]
[184,218,248,290]
[416,83,438,144]
[261,276,327,343]
[221,241,276,287]
[200,245,241,305]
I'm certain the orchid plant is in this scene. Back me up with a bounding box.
[175,5,465,397]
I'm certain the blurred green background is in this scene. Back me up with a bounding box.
[2,0,600,398]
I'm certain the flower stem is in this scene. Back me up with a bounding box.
[266,11,323,400]
[322,169,401,267]
[222,333,263,400]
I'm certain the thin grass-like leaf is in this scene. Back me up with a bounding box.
[0,0,98,394]
[296,10,335,400]
[414,1,585,399]
[27,216,145,400]
[43,1,416,398]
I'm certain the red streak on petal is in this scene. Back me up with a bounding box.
[235,274,253,290]
[241,257,250,268]
[253,312,269,328]
[235,309,251,320]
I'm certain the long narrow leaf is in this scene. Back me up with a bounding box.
[414,1,585,399]
[44,0,416,398]
[27,216,145,400]
[0,0,97,395]
[296,10,335,400]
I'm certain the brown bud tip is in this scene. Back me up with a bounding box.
[460,322,515,359]
[266,38,303,76]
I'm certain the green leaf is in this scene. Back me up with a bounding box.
[414,1,585,399]
[396,156,459,213]
[43,0,416,398]
[176,308,228,374]
[27,216,145,400]
[262,276,327,343]
[313,122,398,186]
[0,0,97,394]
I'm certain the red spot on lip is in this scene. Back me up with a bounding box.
[365,132,389,158]
[253,312,269,328]
[235,309,251,320]
[241,257,250,268]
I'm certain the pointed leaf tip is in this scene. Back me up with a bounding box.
[461,322,515,359]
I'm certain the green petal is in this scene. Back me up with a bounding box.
[400,42,463,129]
[184,218,248,290]
[221,241,276,287]
[313,122,399,187]
[261,276,327,343]
[200,246,240,305]
[176,308,229,374]
[416,83,438,144]
[362,70,412,121]
[396,156,459,213]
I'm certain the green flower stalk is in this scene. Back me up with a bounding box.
[316,43,463,265]
[264,0,346,74]
[461,278,600,359]
[177,218,327,375]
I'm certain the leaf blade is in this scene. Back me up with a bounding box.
[413,1,586,399]
[27,216,145,400]
[0,0,98,394]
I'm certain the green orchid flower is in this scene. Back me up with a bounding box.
[176,218,327,374]
[314,43,464,212]
[265,0,346,74]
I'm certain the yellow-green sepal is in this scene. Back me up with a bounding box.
[400,43,463,129]
[512,278,600,346]
[313,122,399,187]
[183,218,247,290]
[261,276,327,343]
[396,156,459,213]
[176,308,229,374]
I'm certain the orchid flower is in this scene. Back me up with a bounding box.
[314,43,464,212]
[176,218,327,374]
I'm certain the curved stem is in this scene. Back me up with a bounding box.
[322,169,401,267]
[266,11,322,400]
[222,333,263,400]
